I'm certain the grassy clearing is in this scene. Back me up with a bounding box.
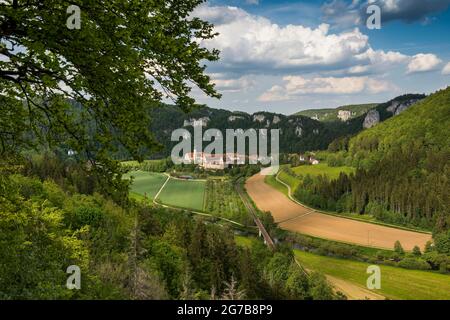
[121,159,166,168]
[234,236,259,248]
[124,171,167,200]
[157,178,206,211]
[264,175,289,196]
[292,163,354,180]
[278,169,301,190]
[294,250,450,300]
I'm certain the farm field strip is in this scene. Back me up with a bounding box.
[295,250,450,300]
[292,163,354,179]
[234,236,384,300]
[246,173,432,250]
[127,172,248,226]
[153,173,170,200]
[124,171,167,200]
[276,163,354,194]
[156,178,206,212]
[276,169,431,233]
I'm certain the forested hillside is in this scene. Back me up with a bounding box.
[0,154,336,299]
[348,88,450,230]
[147,104,337,158]
[117,95,426,160]
[295,104,377,122]
[289,88,449,232]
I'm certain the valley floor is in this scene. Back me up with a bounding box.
[295,250,450,300]
[245,173,432,251]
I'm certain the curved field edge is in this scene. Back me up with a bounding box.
[294,250,450,300]
[125,170,205,211]
[247,173,432,250]
[272,171,431,234]
[127,173,250,227]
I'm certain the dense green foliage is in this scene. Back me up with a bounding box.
[1,0,219,184]
[345,89,449,231]
[122,159,172,173]
[0,173,132,299]
[278,166,353,213]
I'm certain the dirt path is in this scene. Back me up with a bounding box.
[245,173,432,251]
[325,274,385,300]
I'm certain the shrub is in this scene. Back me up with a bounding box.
[434,230,450,255]
[72,206,104,228]
[394,240,405,255]
[423,251,449,270]
[398,258,431,270]
[43,180,66,208]
[11,175,45,199]
[412,245,422,256]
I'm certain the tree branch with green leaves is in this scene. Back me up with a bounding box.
[0,0,220,193]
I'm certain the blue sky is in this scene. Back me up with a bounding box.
[191,0,450,114]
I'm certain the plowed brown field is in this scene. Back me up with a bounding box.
[246,174,432,250]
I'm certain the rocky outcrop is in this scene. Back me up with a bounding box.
[273,115,281,124]
[395,102,413,115]
[228,115,245,122]
[253,114,265,123]
[363,110,380,129]
[295,126,303,137]
[386,101,400,114]
[337,110,352,121]
[387,99,421,116]
[183,117,210,127]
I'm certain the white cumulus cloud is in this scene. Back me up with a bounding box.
[442,62,450,75]
[194,5,439,77]
[190,4,445,110]
[407,54,442,73]
[194,5,371,73]
[259,76,394,101]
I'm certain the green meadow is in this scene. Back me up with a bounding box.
[124,171,167,200]
[276,163,355,192]
[292,163,354,180]
[157,178,206,211]
[294,250,450,300]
